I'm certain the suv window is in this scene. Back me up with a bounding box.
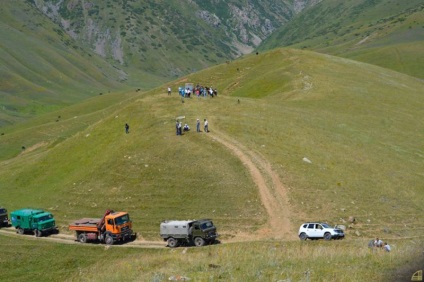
[307,223,314,229]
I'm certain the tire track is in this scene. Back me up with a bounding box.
[210,132,295,240]
[0,228,165,249]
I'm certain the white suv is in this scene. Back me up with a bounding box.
[298,222,345,240]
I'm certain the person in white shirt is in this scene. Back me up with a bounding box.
[204,119,209,133]
[374,237,383,248]
[384,242,391,252]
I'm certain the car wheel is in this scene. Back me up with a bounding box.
[78,233,87,243]
[105,235,114,245]
[299,232,308,241]
[167,238,178,248]
[324,232,332,240]
[17,228,24,235]
[194,237,205,247]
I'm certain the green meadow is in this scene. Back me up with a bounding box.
[259,0,424,79]
[0,48,423,281]
[0,233,422,282]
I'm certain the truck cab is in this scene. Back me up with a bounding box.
[0,207,8,227]
[190,219,217,241]
[69,210,135,245]
[11,209,58,237]
[103,212,133,242]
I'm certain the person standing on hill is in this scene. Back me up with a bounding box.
[125,123,130,134]
[204,119,209,133]
[384,242,391,252]
[168,87,171,95]
[175,120,179,135]
[196,119,200,132]
[178,121,182,135]
[374,237,383,248]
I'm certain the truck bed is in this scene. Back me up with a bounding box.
[69,218,101,232]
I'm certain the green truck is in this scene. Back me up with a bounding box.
[160,219,219,248]
[11,209,58,237]
[0,207,8,227]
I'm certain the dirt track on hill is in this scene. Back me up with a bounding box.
[210,131,295,240]
[0,228,165,249]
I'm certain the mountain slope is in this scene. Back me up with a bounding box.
[30,0,318,77]
[259,0,424,78]
[0,0,131,126]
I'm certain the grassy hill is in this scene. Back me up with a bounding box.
[0,0,167,126]
[1,48,423,280]
[259,0,424,79]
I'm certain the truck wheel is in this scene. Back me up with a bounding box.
[194,237,205,247]
[17,228,24,235]
[324,232,332,241]
[105,235,114,245]
[34,229,41,237]
[167,238,178,248]
[78,233,87,243]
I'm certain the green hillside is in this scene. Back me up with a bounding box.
[1,48,423,280]
[259,0,424,79]
[0,0,166,126]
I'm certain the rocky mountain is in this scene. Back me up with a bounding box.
[30,0,320,78]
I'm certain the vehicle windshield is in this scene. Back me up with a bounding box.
[0,209,6,214]
[200,221,214,230]
[115,214,130,225]
[321,223,331,228]
[34,214,53,222]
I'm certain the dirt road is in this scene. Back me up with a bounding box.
[210,132,296,240]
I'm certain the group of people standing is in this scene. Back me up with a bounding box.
[168,85,217,98]
[176,118,209,135]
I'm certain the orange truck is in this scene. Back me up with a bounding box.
[69,210,135,245]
